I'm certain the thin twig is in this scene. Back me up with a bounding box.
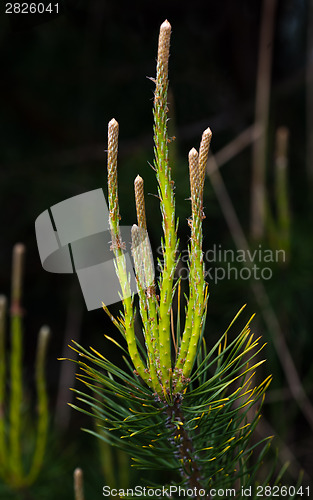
[208,124,261,172]
[55,286,83,430]
[74,468,85,500]
[250,0,278,240]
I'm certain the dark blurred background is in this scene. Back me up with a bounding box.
[0,0,312,497]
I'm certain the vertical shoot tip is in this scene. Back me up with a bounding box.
[11,243,25,315]
[157,20,171,77]
[74,468,85,500]
[198,127,212,209]
[107,119,120,230]
[37,326,50,359]
[189,148,200,210]
[134,175,147,230]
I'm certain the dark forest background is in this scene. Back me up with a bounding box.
[0,0,312,497]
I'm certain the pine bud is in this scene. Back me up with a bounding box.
[189,148,200,214]
[134,175,147,230]
[107,118,119,226]
[157,20,171,78]
[198,127,212,208]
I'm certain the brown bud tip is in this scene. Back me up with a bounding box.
[189,148,200,203]
[74,468,84,500]
[13,243,25,257]
[202,127,212,141]
[11,243,25,311]
[134,176,146,230]
[39,325,51,342]
[199,128,212,160]
[131,223,139,237]
[108,118,119,132]
[198,128,212,201]
[158,20,171,71]
[161,19,171,31]
[189,148,199,161]
[134,175,143,186]
[74,467,83,481]
[37,325,50,361]
[131,223,143,247]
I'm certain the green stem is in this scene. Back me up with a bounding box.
[0,296,7,470]
[9,313,23,481]
[9,243,25,482]
[74,468,85,500]
[175,147,208,392]
[131,226,160,393]
[107,120,151,386]
[153,21,177,392]
[26,326,50,485]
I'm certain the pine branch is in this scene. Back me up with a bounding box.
[66,19,297,498]
[107,119,151,387]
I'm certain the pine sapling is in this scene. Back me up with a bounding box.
[68,20,294,498]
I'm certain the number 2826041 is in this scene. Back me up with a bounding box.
[5,3,59,14]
